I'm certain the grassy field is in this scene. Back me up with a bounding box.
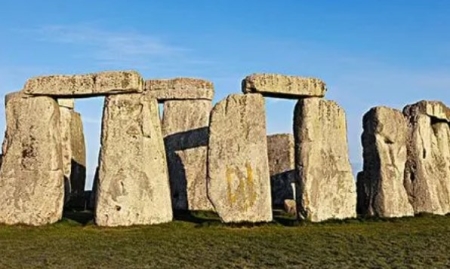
[1,211,450,268]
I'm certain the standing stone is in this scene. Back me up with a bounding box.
[0,95,64,225]
[60,106,73,204]
[59,102,86,208]
[95,94,172,226]
[208,94,272,223]
[69,112,87,207]
[162,100,213,211]
[294,98,356,222]
[359,107,414,218]
[267,134,295,207]
[242,73,327,99]
[403,101,450,215]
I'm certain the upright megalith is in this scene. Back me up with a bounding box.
[294,98,356,222]
[359,107,414,218]
[403,101,450,215]
[145,78,214,101]
[242,73,326,99]
[267,134,295,207]
[0,94,64,225]
[58,101,86,207]
[24,71,143,96]
[69,112,87,207]
[95,94,172,227]
[208,94,272,223]
[162,99,213,211]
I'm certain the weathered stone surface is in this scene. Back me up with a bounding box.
[4,91,22,106]
[95,94,172,226]
[59,107,86,207]
[403,101,450,215]
[23,71,143,96]
[284,199,297,215]
[359,107,414,218]
[145,78,214,101]
[294,98,356,222]
[0,95,64,225]
[162,100,213,211]
[57,98,75,109]
[208,93,272,223]
[267,134,295,207]
[60,107,72,204]
[242,73,326,99]
[68,112,86,207]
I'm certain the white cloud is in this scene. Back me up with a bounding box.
[28,23,193,69]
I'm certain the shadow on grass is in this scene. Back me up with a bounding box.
[63,210,94,226]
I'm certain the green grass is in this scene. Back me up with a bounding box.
[1,211,450,268]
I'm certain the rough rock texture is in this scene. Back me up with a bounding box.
[162,100,213,211]
[242,73,326,99]
[59,108,86,207]
[284,199,297,215]
[145,78,214,101]
[267,134,296,207]
[359,107,414,218]
[95,94,172,226]
[294,98,356,222]
[4,91,22,106]
[208,93,272,223]
[0,95,64,225]
[403,101,450,215]
[57,98,74,109]
[59,107,73,204]
[68,112,86,208]
[23,71,143,96]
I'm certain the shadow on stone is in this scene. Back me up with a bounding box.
[64,160,87,210]
[164,127,209,211]
[271,170,296,208]
[164,127,209,151]
[168,153,188,210]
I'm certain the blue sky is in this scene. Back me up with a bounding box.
[1,1,449,189]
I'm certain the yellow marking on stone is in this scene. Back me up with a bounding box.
[246,162,257,208]
[226,167,237,205]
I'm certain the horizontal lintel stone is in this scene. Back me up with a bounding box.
[144,78,214,101]
[23,71,143,97]
[242,73,326,99]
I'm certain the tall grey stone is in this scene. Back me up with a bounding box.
[403,101,450,215]
[59,103,86,208]
[208,94,272,223]
[24,71,143,96]
[359,107,414,218]
[162,100,213,211]
[267,134,295,207]
[0,94,64,225]
[95,94,172,226]
[242,73,326,99]
[69,112,86,207]
[294,98,356,222]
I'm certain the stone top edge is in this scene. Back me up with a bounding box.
[23,70,143,95]
[243,73,325,82]
[25,70,141,82]
[403,100,450,122]
[144,78,214,91]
